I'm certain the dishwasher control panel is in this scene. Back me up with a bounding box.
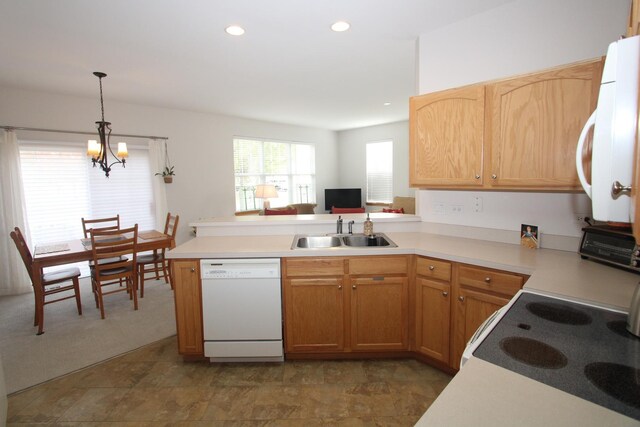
[200,259,281,280]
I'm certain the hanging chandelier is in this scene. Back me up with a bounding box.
[86,71,128,177]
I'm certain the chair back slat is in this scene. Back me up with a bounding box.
[163,213,180,251]
[90,225,137,278]
[10,227,35,281]
[82,215,121,238]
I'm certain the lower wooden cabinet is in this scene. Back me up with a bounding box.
[415,277,451,363]
[450,264,526,370]
[350,276,408,351]
[282,256,409,354]
[283,277,345,352]
[171,260,204,356]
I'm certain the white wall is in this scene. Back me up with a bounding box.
[336,120,413,211]
[0,86,339,244]
[416,0,630,239]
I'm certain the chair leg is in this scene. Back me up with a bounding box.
[161,261,169,284]
[33,292,39,326]
[139,268,145,299]
[97,284,105,319]
[131,276,139,311]
[73,277,82,316]
[92,279,99,308]
[36,294,45,335]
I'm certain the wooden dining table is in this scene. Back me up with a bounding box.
[32,229,173,293]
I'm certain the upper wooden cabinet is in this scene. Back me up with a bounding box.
[485,60,602,189]
[628,0,639,37]
[409,85,485,187]
[409,58,603,191]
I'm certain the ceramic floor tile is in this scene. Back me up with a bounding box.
[56,387,130,422]
[7,337,453,426]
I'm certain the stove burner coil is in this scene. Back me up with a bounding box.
[526,302,592,325]
[584,362,640,409]
[499,337,568,369]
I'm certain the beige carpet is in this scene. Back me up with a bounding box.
[0,277,176,394]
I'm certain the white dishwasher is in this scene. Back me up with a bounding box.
[200,258,283,362]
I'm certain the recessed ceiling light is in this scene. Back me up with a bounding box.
[331,21,350,32]
[225,25,245,36]
[383,102,391,106]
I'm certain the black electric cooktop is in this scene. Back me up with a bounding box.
[473,292,640,421]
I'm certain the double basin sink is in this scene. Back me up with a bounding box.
[291,233,397,249]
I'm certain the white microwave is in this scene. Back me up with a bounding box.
[576,36,640,223]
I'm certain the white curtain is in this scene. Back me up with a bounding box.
[0,130,32,295]
[149,139,169,230]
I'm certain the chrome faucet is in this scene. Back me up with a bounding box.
[348,220,355,234]
[336,216,343,234]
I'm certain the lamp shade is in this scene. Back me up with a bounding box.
[255,184,278,199]
[117,142,128,158]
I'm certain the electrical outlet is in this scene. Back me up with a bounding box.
[576,213,590,223]
[433,203,445,214]
[450,205,463,214]
[473,196,483,213]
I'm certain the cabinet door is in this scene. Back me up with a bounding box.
[172,260,204,356]
[350,276,409,351]
[451,288,510,370]
[485,59,603,189]
[409,85,485,187]
[283,278,345,352]
[415,277,451,363]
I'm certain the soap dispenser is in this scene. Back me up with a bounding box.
[363,213,373,237]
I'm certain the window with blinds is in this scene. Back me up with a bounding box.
[19,141,156,252]
[366,140,393,203]
[233,137,316,211]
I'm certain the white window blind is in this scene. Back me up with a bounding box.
[233,137,315,211]
[366,140,393,203]
[19,141,156,250]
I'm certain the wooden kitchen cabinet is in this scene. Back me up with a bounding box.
[415,277,451,363]
[282,255,409,354]
[450,264,526,369]
[485,60,602,189]
[409,58,603,191]
[172,260,204,356]
[350,276,408,351]
[414,256,452,364]
[409,85,485,187]
[283,277,345,352]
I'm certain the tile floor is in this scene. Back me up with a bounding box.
[7,337,453,426]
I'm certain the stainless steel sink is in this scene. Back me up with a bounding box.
[293,235,343,249]
[342,234,396,247]
[291,233,396,249]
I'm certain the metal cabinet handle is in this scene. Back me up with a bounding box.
[611,181,632,198]
[338,285,342,289]
[190,267,195,273]
[442,291,448,297]
[429,265,435,271]
[491,174,497,180]
[352,285,356,289]
[458,296,465,302]
[475,174,481,179]
[484,277,491,283]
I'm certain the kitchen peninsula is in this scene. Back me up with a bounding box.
[168,214,640,426]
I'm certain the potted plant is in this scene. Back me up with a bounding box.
[156,166,175,183]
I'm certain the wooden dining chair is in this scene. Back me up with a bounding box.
[90,224,138,319]
[10,227,82,335]
[137,213,179,298]
[81,214,120,238]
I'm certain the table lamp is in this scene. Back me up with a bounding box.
[255,184,278,209]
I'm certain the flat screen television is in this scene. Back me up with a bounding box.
[324,188,362,211]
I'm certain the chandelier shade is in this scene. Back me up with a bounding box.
[87,71,127,177]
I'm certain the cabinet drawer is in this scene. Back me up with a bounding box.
[416,257,451,282]
[284,257,345,277]
[458,265,523,297]
[349,256,408,275]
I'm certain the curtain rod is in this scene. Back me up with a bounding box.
[0,125,168,141]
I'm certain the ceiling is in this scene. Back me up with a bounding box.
[0,0,516,131]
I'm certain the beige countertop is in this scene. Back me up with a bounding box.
[167,230,640,426]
